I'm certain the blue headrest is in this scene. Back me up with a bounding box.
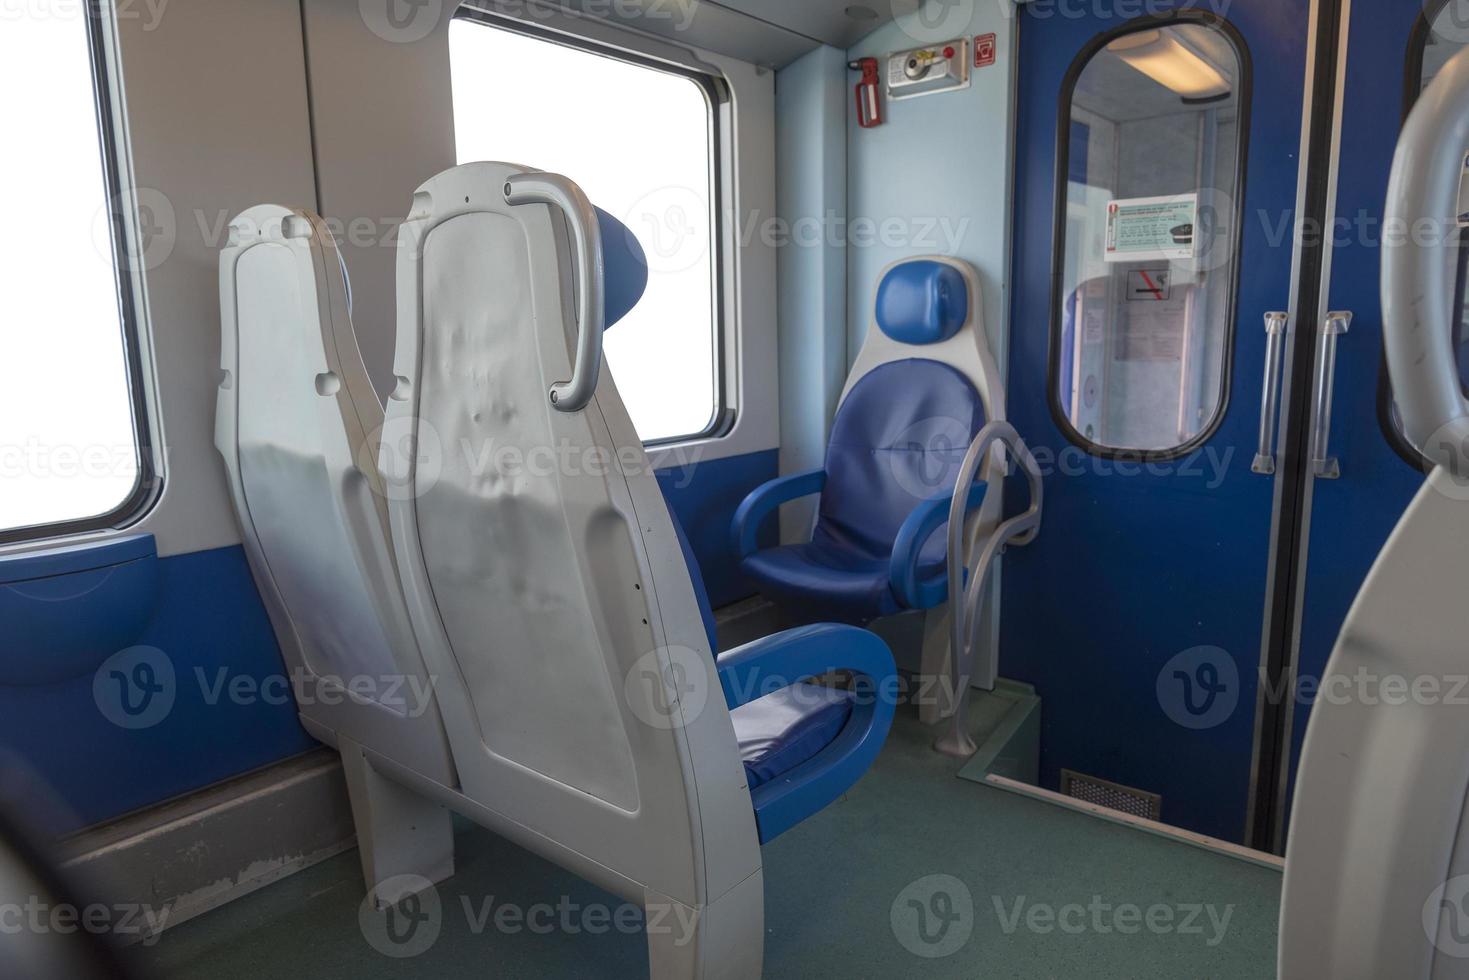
[875,260,968,345]
[596,207,648,329]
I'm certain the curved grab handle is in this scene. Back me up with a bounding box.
[1383,43,1469,463]
[504,172,604,413]
[934,421,1045,759]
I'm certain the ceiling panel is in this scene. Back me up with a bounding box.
[540,0,897,68]
[705,0,897,50]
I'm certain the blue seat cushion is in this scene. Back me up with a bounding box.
[741,358,983,624]
[814,359,984,569]
[730,683,855,790]
[740,542,945,625]
[667,502,718,650]
[595,207,648,330]
[875,259,968,345]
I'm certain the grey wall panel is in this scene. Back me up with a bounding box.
[116,0,319,556]
[302,0,459,399]
[846,6,1017,371]
[713,0,894,50]
[774,44,848,541]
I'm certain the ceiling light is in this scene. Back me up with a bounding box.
[1108,29,1231,100]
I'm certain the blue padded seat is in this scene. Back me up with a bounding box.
[612,211,863,799]
[737,358,985,624]
[671,502,858,791]
[740,545,944,624]
[733,685,853,790]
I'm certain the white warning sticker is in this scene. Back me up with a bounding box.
[1104,194,1198,263]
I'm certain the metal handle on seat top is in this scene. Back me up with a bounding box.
[1383,43,1469,466]
[504,172,604,413]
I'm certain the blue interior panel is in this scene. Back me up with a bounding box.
[1001,0,1311,843]
[0,544,316,833]
[1,534,159,686]
[657,449,779,607]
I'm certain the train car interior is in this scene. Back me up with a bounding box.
[6,0,1469,976]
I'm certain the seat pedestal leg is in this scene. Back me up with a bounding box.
[645,871,764,980]
[918,607,957,724]
[339,737,454,907]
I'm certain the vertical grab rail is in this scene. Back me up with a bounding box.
[934,422,1044,759]
[1310,311,1353,478]
[1252,311,1289,475]
[1383,45,1469,465]
[504,172,605,412]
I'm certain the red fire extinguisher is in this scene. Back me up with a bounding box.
[850,57,882,129]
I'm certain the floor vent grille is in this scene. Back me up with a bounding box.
[1059,770,1161,822]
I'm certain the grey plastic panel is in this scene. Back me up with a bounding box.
[216,204,454,785]
[1281,43,1469,980]
[386,163,764,974]
[1383,44,1469,462]
[415,208,637,808]
[235,243,402,693]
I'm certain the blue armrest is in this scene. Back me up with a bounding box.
[716,623,897,842]
[888,481,988,611]
[729,468,827,561]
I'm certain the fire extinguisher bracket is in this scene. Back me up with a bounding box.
[850,57,883,129]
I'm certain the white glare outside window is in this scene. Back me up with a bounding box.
[449,18,721,443]
[0,9,146,539]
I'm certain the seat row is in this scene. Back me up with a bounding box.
[214,161,899,978]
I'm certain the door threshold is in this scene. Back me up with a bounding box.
[983,773,1284,873]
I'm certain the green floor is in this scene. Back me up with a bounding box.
[129,711,1281,979]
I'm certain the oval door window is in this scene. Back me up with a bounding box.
[1053,20,1247,455]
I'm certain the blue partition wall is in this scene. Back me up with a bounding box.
[0,539,315,835]
[658,448,779,608]
[0,448,773,833]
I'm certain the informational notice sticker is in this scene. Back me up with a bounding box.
[1104,194,1199,263]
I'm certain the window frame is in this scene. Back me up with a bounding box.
[1044,11,1255,462]
[1378,0,1463,470]
[451,6,733,447]
[0,0,159,546]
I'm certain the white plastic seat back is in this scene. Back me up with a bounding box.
[384,163,763,968]
[216,205,453,784]
[1280,44,1469,980]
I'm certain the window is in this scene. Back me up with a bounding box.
[1381,0,1469,466]
[449,15,723,444]
[0,6,151,541]
[1051,19,1247,456]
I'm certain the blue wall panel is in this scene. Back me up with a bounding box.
[0,451,778,836]
[658,449,779,607]
[0,545,316,835]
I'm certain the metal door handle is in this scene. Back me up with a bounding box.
[1311,311,1352,479]
[1253,312,1289,475]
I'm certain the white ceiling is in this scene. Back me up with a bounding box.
[549,0,898,68]
[707,0,899,50]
